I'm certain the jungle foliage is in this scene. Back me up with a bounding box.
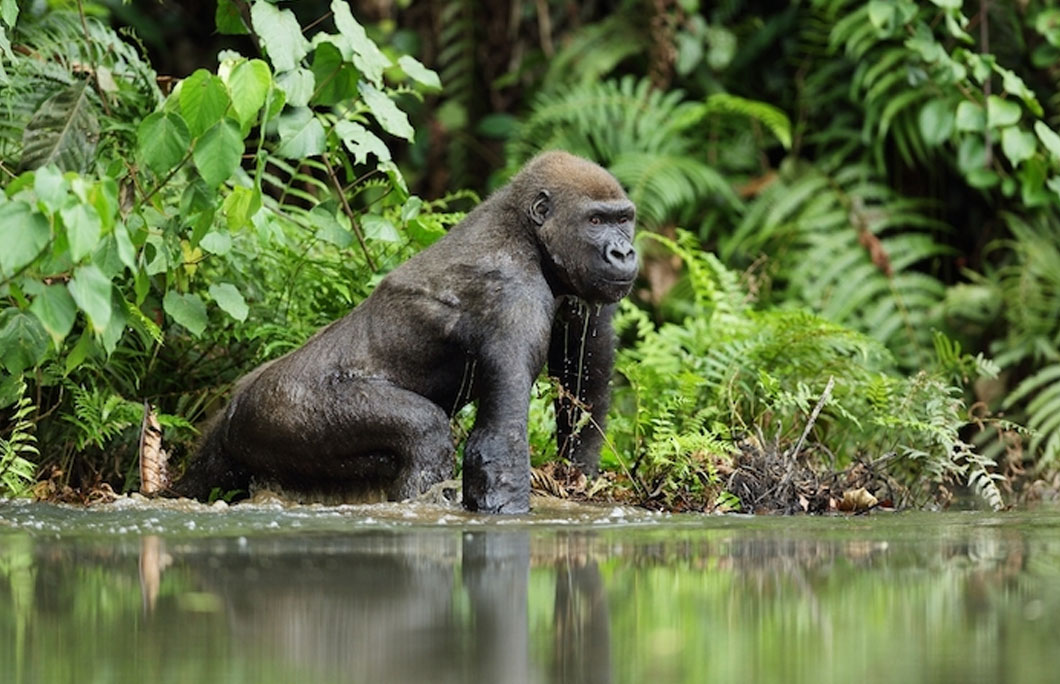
[1,0,1058,511]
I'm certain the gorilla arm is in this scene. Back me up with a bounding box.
[461,284,554,514]
[548,297,617,475]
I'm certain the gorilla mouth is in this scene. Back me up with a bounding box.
[602,275,636,287]
[595,276,636,301]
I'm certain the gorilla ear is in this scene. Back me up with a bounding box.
[529,190,551,226]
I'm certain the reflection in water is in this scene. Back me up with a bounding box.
[552,555,610,684]
[463,532,531,684]
[138,535,170,614]
[1,505,1060,684]
[201,533,462,683]
[123,528,608,683]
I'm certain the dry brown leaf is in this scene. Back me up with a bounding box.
[139,403,168,495]
[838,487,878,512]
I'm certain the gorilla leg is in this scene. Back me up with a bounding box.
[548,298,617,475]
[204,379,456,501]
[169,414,251,500]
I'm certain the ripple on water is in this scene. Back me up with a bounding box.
[0,493,663,538]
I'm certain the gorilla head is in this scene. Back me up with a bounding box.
[173,150,637,514]
[518,153,638,304]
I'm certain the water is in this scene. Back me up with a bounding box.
[1,498,1058,684]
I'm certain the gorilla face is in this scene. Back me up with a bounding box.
[531,184,638,304]
[578,198,638,303]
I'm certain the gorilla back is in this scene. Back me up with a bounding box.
[172,150,638,513]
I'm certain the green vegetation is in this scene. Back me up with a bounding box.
[0,1,459,496]
[2,0,1059,511]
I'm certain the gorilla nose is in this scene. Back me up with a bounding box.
[604,240,637,273]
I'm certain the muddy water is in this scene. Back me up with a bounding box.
[1,498,1058,684]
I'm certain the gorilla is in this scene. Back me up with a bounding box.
[172,151,637,513]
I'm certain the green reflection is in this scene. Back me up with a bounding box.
[0,505,1058,684]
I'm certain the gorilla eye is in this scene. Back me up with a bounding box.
[589,215,602,225]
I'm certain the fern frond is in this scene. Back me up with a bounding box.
[62,384,144,451]
[640,230,747,319]
[0,380,39,496]
[611,152,739,229]
[700,93,792,150]
[543,13,648,90]
[509,77,741,229]
[512,76,692,164]
[995,212,1060,366]
[1005,363,1060,467]
[728,161,948,366]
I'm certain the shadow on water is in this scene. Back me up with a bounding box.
[2,499,1060,683]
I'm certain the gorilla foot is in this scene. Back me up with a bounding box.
[463,475,531,514]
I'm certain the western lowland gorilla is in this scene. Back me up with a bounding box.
[172,150,638,513]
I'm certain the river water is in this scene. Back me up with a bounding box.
[0,497,1057,683]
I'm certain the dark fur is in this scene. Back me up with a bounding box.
[172,151,637,513]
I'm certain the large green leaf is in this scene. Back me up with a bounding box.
[360,82,414,141]
[222,185,262,231]
[33,165,68,209]
[276,68,314,108]
[276,107,325,158]
[228,59,271,125]
[986,95,1021,129]
[918,99,955,146]
[251,0,310,73]
[215,0,248,35]
[397,56,441,90]
[1001,126,1037,168]
[0,308,49,374]
[29,283,76,347]
[67,263,113,334]
[331,0,390,86]
[309,41,359,107]
[199,230,233,255]
[98,289,128,355]
[209,282,248,322]
[19,80,99,172]
[310,207,353,247]
[137,112,191,177]
[163,290,207,337]
[955,101,985,132]
[193,119,244,188]
[180,70,231,138]
[0,201,50,278]
[60,203,102,262]
[114,222,137,272]
[1,0,19,27]
[1034,121,1060,161]
[362,214,399,242]
[334,120,390,164]
[88,177,119,232]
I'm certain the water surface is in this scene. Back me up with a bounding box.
[1,498,1057,683]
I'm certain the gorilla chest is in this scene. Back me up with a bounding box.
[388,298,551,405]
